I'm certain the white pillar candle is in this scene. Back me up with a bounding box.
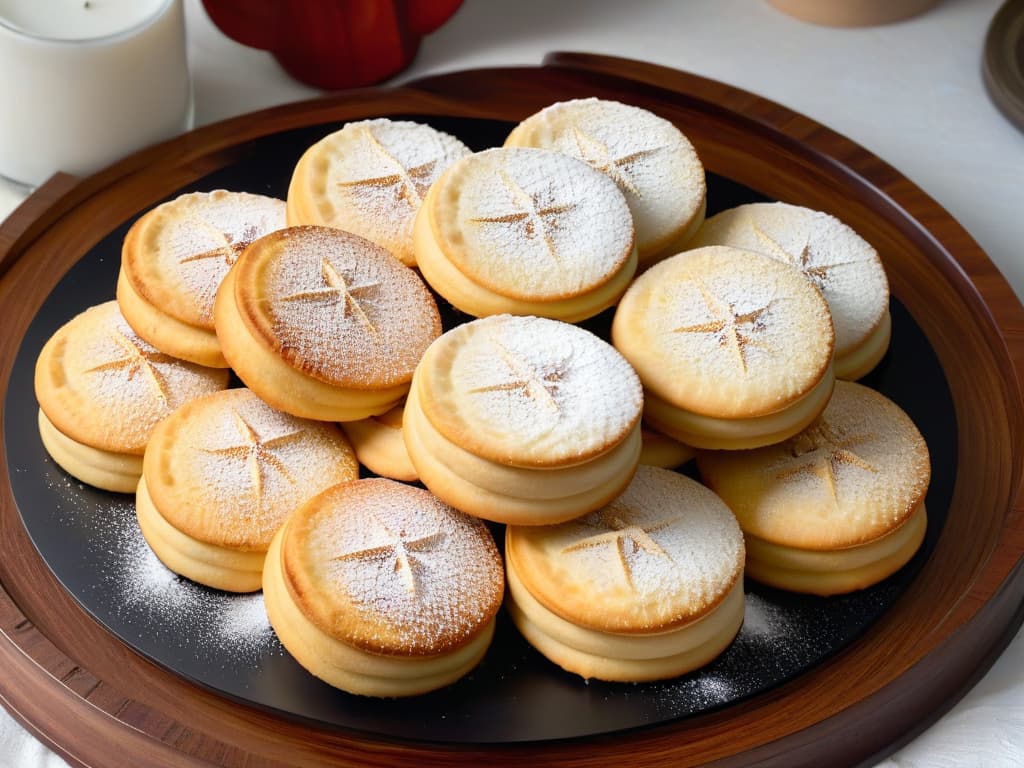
[0,0,191,187]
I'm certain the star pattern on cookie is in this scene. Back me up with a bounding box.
[672,282,775,373]
[200,409,304,517]
[467,338,562,414]
[774,419,878,504]
[178,220,261,268]
[279,258,381,336]
[333,516,445,597]
[570,126,663,198]
[336,126,437,208]
[471,168,576,268]
[85,330,178,404]
[751,223,858,288]
[562,505,680,592]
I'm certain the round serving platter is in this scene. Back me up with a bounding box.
[0,53,1022,767]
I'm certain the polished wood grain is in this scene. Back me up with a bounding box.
[1,53,1022,768]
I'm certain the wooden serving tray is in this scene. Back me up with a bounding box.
[1,53,1022,767]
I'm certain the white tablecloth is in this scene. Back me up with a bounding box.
[1,0,1022,765]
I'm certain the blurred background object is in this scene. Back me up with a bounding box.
[767,0,937,27]
[983,0,1024,132]
[200,0,462,89]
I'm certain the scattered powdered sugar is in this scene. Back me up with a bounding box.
[304,480,503,655]
[524,98,705,251]
[153,190,287,325]
[690,202,888,356]
[251,227,440,387]
[315,120,471,263]
[441,315,642,464]
[441,147,634,298]
[41,470,278,664]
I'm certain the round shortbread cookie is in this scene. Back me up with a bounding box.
[414,314,643,467]
[138,388,359,591]
[690,202,890,379]
[118,190,286,367]
[505,465,744,681]
[34,301,230,491]
[286,119,471,266]
[215,226,441,421]
[697,381,931,595]
[413,147,637,322]
[505,98,707,266]
[340,400,418,482]
[405,315,643,524]
[612,246,835,450]
[264,478,504,696]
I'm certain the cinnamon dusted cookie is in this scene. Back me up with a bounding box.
[413,147,637,322]
[214,226,442,421]
[287,119,470,266]
[690,202,890,379]
[404,314,643,525]
[697,381,930,595]
[34,301,230,492]
[506,98,706,267]
[263,478,504,696]
[117,190,286,367]
[506,465,744,682]
[137,388,359,592]
[612,246,835,450]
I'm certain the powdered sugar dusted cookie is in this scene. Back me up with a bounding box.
[506,465,744,681]
[506,98,706,267]
[34,301,230,492]
[413,147,637,322]
[697,381,930,595]
[612,246,835,450]
[214,226,441,421]
[287,119,471,266]
[263,478,504,696]
[404,314,643,524]
[118,190,286,367]
[690,202,890,379]
[137,388,358,592]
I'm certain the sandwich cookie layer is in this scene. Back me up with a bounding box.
[612,246,835,450]
[506,97,706,266]
[413,147,637,322]
[506,465,745,681]
[118,190,286,367]
[697,380,930,595]
[405,314,643,524]
[137,388,359,591]
[286,119,471,266]
[263,478,504,696]
[215,226,441,421]
[690,202,890,379]
[34,301,230,492]
[340,400,418,482]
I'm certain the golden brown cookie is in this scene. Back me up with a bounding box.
[286,118,471,266]
[697,381,930,595]
[340,400,417,482]
[413,147,637,322]
[404,314,643,524]
[506,465,745,681]
[118,190,286,367]
[263,478,504,696]
[34,301,230,492]
[137,388,359,592]
[612,246,835,450]
[214,226,442,421]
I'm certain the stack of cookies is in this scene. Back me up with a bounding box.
[34,99,930,697]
